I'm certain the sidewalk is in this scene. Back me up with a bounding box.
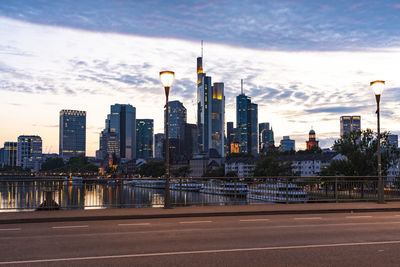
[1,202,400,224]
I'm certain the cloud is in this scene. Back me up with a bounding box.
[305,106,367,115]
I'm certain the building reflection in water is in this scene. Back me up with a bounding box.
[0,181,258,211]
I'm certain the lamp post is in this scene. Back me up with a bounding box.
[370,80,385,204]
[160,70,175,209]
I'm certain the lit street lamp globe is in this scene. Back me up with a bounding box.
[159,71,175,88]
[370,80,385,96]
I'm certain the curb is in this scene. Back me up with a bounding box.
[2,207,400,224]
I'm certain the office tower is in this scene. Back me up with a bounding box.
[180,123,199,160]
[2,142,17,167]
[387,134,399,148]
[280,136,295,151]
[236,80,258,155]
[99,104,136,160]
[340,116,361,137]
[136,119,154,159]
[227,122,234,149]
[154,133,165,159]
[17,136,42,171]
[259,123,275,153]
[306,129,319,150]
[164,100,187,139]
[196,43,225,157]
[59,110,86,160]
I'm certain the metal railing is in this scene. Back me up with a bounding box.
[0,176,399,211]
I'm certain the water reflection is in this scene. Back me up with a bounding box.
[0,181,259,211]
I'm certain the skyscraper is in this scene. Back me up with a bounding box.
[236,80,258,155]
[59,109,86,160]
[2,142,17,167]
[196,43,225,157]
[227,122,234,149]
[340,116,361,137]
[164,100,187,139]
[99,104,136,160]
[180,123,199,160]
[17,135,42,171]
[154,133,165,159]
[387,134,399,148]
[259,123,274,153]
[136,119,154,159]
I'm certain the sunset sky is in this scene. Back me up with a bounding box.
[1,0,400,156]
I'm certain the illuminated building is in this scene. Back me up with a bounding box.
[340,116,361,137]
[59,109,86,160]
[164,100,186,139]
[196,43,225,157]
[99,104,136,160]
[17,135,42,171]
[136,119,153,159]
[154,133,165,159]
[236,80,258,155]
[1,142,17,167]
[306,129,319,150]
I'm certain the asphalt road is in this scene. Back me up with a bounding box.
[1,212,400,266]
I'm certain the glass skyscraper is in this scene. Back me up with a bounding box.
[259,123,274,153]
[340,116,361,137]
[2,142,17,167]
[154,133,165,159]
[196,48,225,157]
[280,136,295,151]
[164,100,187,139]
[236,91,258,155]
[136,119,154,159]
[59,109,86,160]
[99,104,136,160]
[17,135,42,171]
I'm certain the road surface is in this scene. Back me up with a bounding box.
[1,211,400,266]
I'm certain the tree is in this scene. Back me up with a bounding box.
[171,166,192,178]
[326,129,399,176]
[138,161,165,177]
[41,157,65,171]
[203,166,225,177]
[254,156,292,176]
[65,156,98,173]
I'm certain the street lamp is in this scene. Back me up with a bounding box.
[160,70,175,208]
[371,80,385,204]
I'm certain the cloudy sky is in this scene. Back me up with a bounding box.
[1,0,400,156]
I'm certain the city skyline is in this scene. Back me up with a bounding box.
[1,1,400,156]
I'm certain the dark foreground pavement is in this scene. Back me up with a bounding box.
[1,211,400,266]
[2,202,400,224]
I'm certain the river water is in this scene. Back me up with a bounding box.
[0,180,262,211]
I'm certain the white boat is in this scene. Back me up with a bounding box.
[130,179,166,189]
[200,182,248,197]
[248,183,307,202]
[170,183,203,192]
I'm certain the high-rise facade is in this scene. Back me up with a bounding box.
[154,133,165,159]
[180,123,199,160]
[280,136,295,151]
[17,135,42,171]
[259,123,274,153]
[164,100,187,139]
[59,110,86,160]
[387,134,399,148]
[236,87,258,155]
[2,142,17,167]
[340,116,361,137]
[136,119,154,159]
[196,47,225,157]
[99,104,136,160]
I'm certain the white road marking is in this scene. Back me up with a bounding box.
[239,219,270,222]
[52,225,89,229]
[2,240,400,265]
[118,223,151,226]
[0,228,21,231]
[179,221,212,224]
[345,216,372,219]
[294,217,322,220]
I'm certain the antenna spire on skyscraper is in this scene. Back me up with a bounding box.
[201,40,203,58]
[241,79,244,94]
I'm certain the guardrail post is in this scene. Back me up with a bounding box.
[335,177,338,203]
[286,177,289,204]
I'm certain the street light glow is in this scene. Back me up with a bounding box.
[370,80,385,96]
[159,71,175,88]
